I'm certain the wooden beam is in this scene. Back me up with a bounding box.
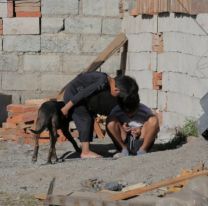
[119,41,128,76]
[56,32,128,99]
[85,32,128,72]
[110,169,208,201]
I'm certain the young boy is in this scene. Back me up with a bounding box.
[106,92,160,157]
[61,71,137,159]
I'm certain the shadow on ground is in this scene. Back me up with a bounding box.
[58,135,188,161]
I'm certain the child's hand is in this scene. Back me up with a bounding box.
[61,107,68,117]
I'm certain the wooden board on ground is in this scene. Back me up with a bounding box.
[110,169,208,201]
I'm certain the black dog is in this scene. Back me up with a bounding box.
[30,100,81,164]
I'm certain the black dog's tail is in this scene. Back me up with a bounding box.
[30,126,46,135]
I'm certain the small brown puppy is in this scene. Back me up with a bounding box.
[30,100,81,164]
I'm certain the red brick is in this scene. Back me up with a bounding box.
[7,111,37,124]
[130,8,139,17]
[7,104,38,114]
[2,122,17,129]
[39,138,50,144]
[15,11,41,17]
[0,128,26,142]
[7,0,14,17]
[0,19,3,35]
[152,72,162,90]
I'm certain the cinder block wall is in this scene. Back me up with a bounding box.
[123,5,208,128]
[0,0,122,103]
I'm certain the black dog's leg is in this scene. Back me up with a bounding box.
[47,127,58,164]
[62,126,81,153]
[32,133,39,163]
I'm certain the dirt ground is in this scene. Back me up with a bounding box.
[0,135,207,205]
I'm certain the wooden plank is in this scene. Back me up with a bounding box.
[56,32,128,99]
[84,32,128,72]
[110,169,208,201]
[119,41,128,76]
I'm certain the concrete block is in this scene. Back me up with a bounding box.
[163,32,208,56]
[82,0,120,17]
[63,55,95,74]
[162,111,189,128]
[41,34,80,53]
[158,91,168,111]
[81,35,114,53]
[163,72,208,98]
[3,35,40,52]
[0,1,7,18]
[196,14,208,35]
[0,54,19,71]
[158,13,208,35]
[127,33,153,52]
[0,93,12,126]
[102,18,121,35]
[166,92,202,117]
[3,18,40,35]
[127,52,157,71]
[23,54,61,72]
[41,17,64,33]
[100,55,121,75]
[139,89,157,109]
[41,0,78,17]
[122,15,157,34]
[2,73,39,90]
[19,91,56,105]
[169,52,208,79]
[126,70,153,89]
[158,52,204,77]
[41,74,75,91]
[65,17,101,34]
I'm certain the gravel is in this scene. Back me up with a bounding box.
[0,136,207,204]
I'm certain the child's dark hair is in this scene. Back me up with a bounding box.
[115,75,140,113]
[118,93,140,113]
[115,75,139,99]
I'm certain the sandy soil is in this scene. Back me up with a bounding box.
[0,136,207,205]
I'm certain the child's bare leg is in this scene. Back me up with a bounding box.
[106,118,127,151]
[139,116,160,153]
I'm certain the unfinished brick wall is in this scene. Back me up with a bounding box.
[123,1,208,128]
[0,0,122,103]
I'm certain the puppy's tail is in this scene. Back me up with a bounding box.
[29,126,45,135]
